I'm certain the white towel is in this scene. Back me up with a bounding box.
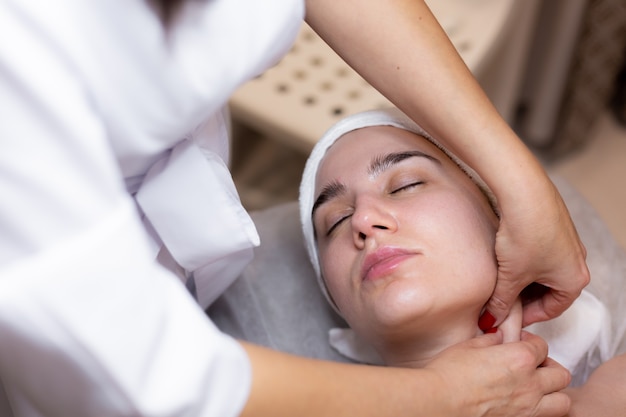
[328,290,613,386]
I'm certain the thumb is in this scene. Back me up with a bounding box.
[463,330,504,349]
[481,269,525,329]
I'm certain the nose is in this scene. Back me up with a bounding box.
[351,196,397,248]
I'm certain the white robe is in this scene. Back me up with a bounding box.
[0,0,304,415]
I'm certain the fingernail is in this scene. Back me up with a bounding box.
[478,310,496,331]
[485,327,498,334]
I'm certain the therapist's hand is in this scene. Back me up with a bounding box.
[483,178,590,328]
[426,331,571,417]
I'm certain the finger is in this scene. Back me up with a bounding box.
[533,392,571,417]
[521,299,553,328]
[498,298,522,343]
[519,331,550,368]
[463,330,504,348]
[537,357,572,392]
[521,287,580,327]
[484,269,527,327]
[539,356,563,368]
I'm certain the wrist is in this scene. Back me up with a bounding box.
[463,130,552,216]
[422,368,475,417]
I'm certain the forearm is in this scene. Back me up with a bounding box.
[306,0,589,325]
[240,332,572,417]
[562,353,626,417]
[304,0,547,207]
[239,342,452,417]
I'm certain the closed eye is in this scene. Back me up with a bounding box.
[327,214,352,236]
[391,181,424,194]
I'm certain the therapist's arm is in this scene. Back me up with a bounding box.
[240,331,570,417]
[562,353,626,416]
[304,0,589,327]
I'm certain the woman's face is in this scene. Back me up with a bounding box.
[312,126,499,352]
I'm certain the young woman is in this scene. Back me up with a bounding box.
[300,108,625,416]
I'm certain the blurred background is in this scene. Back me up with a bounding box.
[229,0,626,251]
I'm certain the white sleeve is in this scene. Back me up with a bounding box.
[0,202,251,417]
[0,6,251,417]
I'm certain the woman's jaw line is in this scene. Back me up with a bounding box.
[374,321,483,369]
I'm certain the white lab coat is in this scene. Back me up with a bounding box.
[0,0,303,415]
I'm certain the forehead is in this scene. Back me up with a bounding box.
[315,125,447,185]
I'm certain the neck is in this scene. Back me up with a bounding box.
[377,323,481,369]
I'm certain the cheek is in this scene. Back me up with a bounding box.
[407,193,498,286]
[319,245,354,310]
[424,192,496,249]
[442,206,498,295]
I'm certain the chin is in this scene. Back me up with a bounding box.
[370,297,484,342]
[372,285,435,325]
[368,302,437,335]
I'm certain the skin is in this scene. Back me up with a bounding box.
[305,0,590,327]
[241,1,579,415]
[241,333,569,417]
[562,354,626,417]
[312,126,501,367]
[311,126,625,417]
[0,1,579,416]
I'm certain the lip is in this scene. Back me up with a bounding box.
[361,246,417,282]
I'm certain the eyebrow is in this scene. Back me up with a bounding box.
[368,150,440,178]
[312,180,346,219]
[311,150,440,218]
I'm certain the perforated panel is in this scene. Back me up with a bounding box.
[229,0,520,152]
[230,24,391,153]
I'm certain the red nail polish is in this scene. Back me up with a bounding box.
[478,311,496,331]
[485,327,498,334]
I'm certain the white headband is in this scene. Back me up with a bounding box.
[299,108,496,314]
